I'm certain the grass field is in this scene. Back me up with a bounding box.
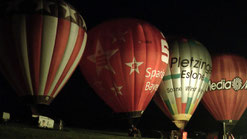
[0,123,157,139]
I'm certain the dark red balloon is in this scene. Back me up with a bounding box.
[202,54,247,121]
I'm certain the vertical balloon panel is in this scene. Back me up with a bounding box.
[0,0,87,105]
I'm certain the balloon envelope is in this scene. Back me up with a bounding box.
[202,54,247,121]
[154,38,212,129]
[79,18,169,118]
[0,0,87,105]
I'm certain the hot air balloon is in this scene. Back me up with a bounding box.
[79,18,169,135]
[202,54,247,138]
[0,0,87,113]
[153,38,212,131]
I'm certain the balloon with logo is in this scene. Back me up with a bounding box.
[153,38,212,130]
[202,54,247,138]
[79,18,169,132]
[0,0,87,113]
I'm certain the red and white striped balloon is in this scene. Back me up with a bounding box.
[0,0,87,105]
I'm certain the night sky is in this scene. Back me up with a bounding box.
[1,0,247,137]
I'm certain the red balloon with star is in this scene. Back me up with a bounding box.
[79,18,169,118]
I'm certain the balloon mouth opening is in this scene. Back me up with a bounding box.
[20,95,54,105]
[172,114,192,130]
[113,111,144,119]
[220,120,238,124]
[172,114,191,121]
[173,120,187,130]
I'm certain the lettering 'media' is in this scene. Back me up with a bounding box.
[207,77,247,92]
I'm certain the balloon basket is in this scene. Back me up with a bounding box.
[111,111,143,137]
[221,120,237,139]
[128,124,142,137]
[20,95,54,106]
[127,116,142,137]
[170,130,187,139]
